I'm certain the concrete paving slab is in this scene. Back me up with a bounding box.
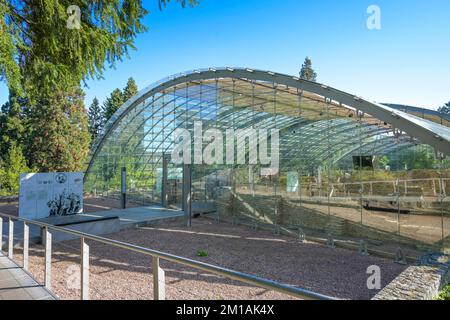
[0,255,56,300]
[83,205,184,229]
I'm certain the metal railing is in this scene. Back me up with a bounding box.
[0,212,334,300]
[330,177,448,198]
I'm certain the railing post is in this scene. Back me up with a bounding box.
[81,237,90,300]
[152,256,165,300]
[23,222,29,271]
[8,218,14,259]
[121,167,127,209]
[0,217,3,254]
[162,154,168,208]
[44,226,52,290]
[183,163,192,227]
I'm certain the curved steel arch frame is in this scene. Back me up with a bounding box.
[85,67,450,194]
[85,67,450,255]
[87,68,450,179]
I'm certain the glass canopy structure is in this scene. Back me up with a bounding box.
[85,68,450,254]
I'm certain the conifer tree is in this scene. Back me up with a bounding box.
[0,0,197,173]
[103,89,124,122]
[0,92,29,158]
[299,57,318,82]
[123,77,139,101]
[28,87,91,172]
[88,97,104,143]
[438,102,450,115]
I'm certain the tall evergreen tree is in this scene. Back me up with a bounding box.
[0,0,147,173]
[123,77,139,101]
[0,1,198,174]
[88,97,103,143]
[0,1,197,94]
[0,1,149,96]
[103,77,139,122]
[438,101,450,115]
[0,92,29,159]
[28,87,91,172]
[299,57,318,82]
[103,88,124,122]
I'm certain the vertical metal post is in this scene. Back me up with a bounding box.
[81,237,90,300]
[0,217,3,254]
[44,227,52,290]
[181,175,185,212]
[152,256,165,300]
[23,222,29,271]
[162,154,169,208]
[121,167,127,209]
[183,163,192,227]
[8,218,14,259]
[249,165,254,195]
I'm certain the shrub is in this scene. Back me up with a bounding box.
[0,144,30,195]
[196,250,208,257]
[435,285,450,300]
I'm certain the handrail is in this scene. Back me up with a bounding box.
[0,212,334,300]
[330,177,449,186]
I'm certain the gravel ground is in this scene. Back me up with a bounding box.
[11,217,407,300]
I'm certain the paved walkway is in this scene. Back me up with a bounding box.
[0,255,55,300]
[81,205,185,229]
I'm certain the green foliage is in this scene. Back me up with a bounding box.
[0,5,22,95]
[0,1,198,193]
[299,57,317,82]
[1,1,196,96]
[0,92,29,158]
[103,77,139,122]
[88,97,103,143]
[0,0,148,97]
[356,169,396,182]
[438,101,450,115]
[123,77,139,101]
[0,0,148,176]
[379,156,390,168]
[103,89,124,121]
[27,86,91,172]
[435,284,450,300]
[0,143,30,195]
[400,148,437,170]
[196,250,208,257]
[442,157,450,170]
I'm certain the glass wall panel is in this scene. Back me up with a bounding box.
[443,156,450,253]
[84,71,450,257]
[397,145,442,252]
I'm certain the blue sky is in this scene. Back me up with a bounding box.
[1,0,449,109]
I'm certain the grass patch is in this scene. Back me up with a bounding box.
[435,285,450,300]
[196,250,208,257]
